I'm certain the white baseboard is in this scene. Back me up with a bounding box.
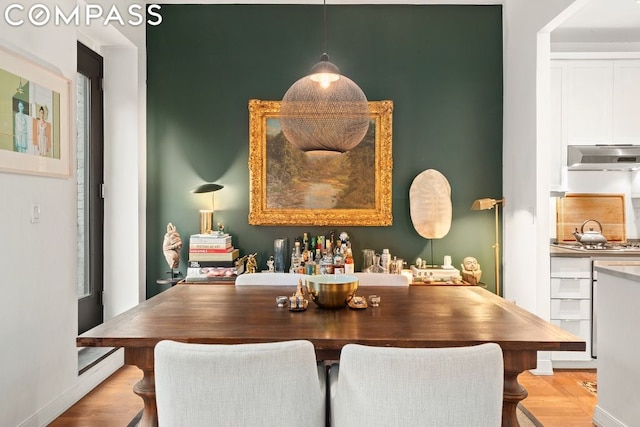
[593,405,627,427]
[19,349,125,427]
[529,357,554,375]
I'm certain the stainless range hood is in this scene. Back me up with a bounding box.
[567,145,640,171]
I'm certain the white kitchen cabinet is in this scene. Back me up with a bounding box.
[550,63,567,192]
[550,256,593,362]
[613,60,640,144]
[566,60,614,146]
[549,59,640,191]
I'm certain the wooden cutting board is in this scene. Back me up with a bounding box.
[556,193,626,242]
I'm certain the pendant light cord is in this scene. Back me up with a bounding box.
[322,0,328,54]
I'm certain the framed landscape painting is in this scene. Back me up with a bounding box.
[248,99,393,226]
[0,46,71,178]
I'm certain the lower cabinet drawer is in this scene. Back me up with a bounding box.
[550,298,591,319]
[551,319,592,361]
[550,278,591,299]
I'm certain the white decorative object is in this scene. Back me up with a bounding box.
[409,169,452,239]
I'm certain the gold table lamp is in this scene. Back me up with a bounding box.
[192,183,223,234]
[471,197,505,296]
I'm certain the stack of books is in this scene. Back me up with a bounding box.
[186,233,241,283]
[188,232,239,264]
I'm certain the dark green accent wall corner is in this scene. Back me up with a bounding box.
[146,4,503,297]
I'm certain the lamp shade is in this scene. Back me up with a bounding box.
[192,183,223,194]
[280,53,370,156]
[471,198,497,210]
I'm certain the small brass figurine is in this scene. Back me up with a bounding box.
[246,253,258,273]
[289,279,308,311]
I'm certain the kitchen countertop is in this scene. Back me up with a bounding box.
[550,244,640,257]
[594,264,640,281]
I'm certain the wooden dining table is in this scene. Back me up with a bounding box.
[77,284,585,427]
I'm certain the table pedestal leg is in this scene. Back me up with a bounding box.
[501,350,537,427]
[125,347,157,427]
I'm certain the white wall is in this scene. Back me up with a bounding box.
[502,0,577,374]
[0,1,143,425]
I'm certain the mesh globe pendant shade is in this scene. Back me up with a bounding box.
[280,54,370,156]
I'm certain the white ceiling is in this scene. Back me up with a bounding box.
[552,0,640,43]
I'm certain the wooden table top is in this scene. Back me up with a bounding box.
[77,285,585,354]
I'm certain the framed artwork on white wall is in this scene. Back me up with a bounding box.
[0,46,71,178]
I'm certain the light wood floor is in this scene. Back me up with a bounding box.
[49,366,597,426]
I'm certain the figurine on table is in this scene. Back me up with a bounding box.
[266,256,275,272]
[461,256,482,285]
[162,223,182,269]
[246,253,258,273]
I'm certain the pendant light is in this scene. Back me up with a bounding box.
[280,0,370,156]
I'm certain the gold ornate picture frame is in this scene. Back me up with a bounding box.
[248,99,393,226]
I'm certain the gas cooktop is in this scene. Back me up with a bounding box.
[553,242,640,252]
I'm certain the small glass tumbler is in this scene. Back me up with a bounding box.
[369,295,381,307]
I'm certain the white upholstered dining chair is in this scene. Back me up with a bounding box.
[353,272,410,286]
[235,272,307,286]
[329,343,503,427]
[155,339,326,427]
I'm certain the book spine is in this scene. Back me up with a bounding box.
[188,255,236,261]
[189,239,232,245]
[186,267,236,276]
[189,260,236,268]
[189,249,239,262]
[184,276,236,283]
[189,235,231,244]
[188,247,235,254]
[189,242,232,249]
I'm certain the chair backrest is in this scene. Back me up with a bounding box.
[329,343,503,427]
[235,272,307,286]
[353,272,410,286]
[155,339,325,427]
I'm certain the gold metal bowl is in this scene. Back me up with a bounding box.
[305,274,359,309]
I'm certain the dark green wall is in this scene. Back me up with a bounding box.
[146,4,503,297]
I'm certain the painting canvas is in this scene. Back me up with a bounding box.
[0,47,70,177]
[248,99,393,226]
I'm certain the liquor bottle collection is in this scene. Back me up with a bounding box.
[286,231,355,275]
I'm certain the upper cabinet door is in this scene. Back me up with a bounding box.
[613,60,640,144]
[550,63,567,191]
[567,60,614,146]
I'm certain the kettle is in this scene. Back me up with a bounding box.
[573,219,607,246]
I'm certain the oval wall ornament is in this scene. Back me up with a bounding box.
[409,169,452,239]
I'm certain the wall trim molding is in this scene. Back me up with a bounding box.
[18,350,124,427]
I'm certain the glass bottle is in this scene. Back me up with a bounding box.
[333,243,344,274]
[344,248,355,274]
[290,240,302,273]
[381,248,391,273]
[320,244,334,274]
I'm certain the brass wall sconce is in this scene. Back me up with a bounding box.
[471,197,505,296]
